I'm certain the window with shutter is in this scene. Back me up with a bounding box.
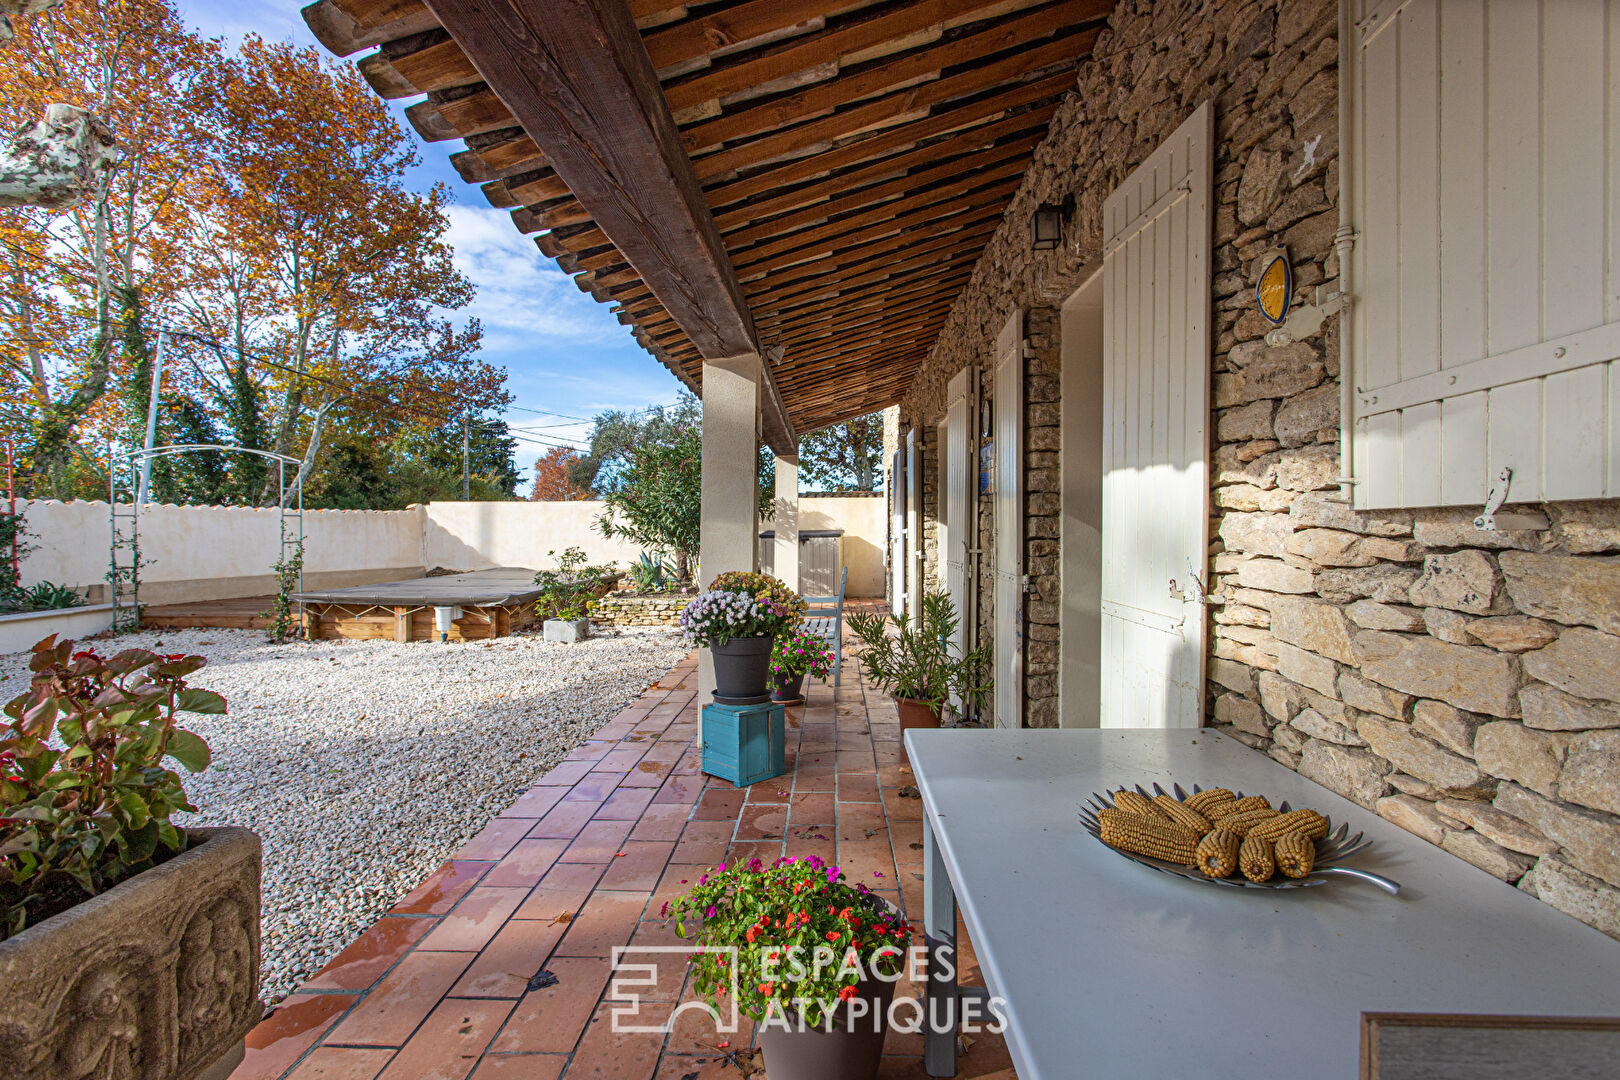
[1348,0,1620,509]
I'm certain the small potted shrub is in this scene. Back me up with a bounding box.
[848,589,992,737]
[667,855,912,1080]
[534,546,612,643]
[0,636,261,1080]
[709,570,808,625]
[770,627,835,704]
[679,589,798,703]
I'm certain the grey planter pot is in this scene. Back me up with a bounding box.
[0,826,263,1080]
[543,617,591,643]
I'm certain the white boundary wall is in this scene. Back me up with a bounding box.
[11,495,888,605]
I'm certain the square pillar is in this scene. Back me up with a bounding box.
[700,352,763,699]
[773,449,800,592]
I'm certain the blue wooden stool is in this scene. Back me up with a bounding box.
[701,701,786,788]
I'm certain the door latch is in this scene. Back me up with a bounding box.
[1169,557,1224,606]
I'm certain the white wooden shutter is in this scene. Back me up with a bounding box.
[1100,102,1212,729]
[943,369,971,668]
[993,308,1024,729]
[890,447,906,617]
[1349,0,1620,508]
[906,427,922,616]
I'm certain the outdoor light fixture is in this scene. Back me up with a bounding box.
[1030,200,1068,250]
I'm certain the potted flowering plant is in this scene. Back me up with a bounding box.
[0,636,261,1080]
[667,854,912,1080]
[709,570,808,625]
[679,589,798,703]
[770,627,835,704]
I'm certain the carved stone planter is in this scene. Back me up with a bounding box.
[0,826,263,1080]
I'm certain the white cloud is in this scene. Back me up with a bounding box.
[442,205,627,352]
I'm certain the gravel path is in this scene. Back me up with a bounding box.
[0,625,691,1004]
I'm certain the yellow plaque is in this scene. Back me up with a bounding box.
[1256,248,1292,325]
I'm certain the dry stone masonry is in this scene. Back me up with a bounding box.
[899,0,1620,940]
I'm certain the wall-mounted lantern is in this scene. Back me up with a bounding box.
[1030,197,1071,251]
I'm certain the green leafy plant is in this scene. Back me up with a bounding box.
[666,854,911,1028]
[534,546,612,622]
[847,589,991,713]
[627,551,669,593]
[771,627,834,682]
[262,540,304,643]
[22,582,84,611]
[0,636,225,938]
[0,511,36,613]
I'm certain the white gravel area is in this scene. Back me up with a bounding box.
[0,625,690,1004]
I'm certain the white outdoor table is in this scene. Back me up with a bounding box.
[905,727,1620,1079]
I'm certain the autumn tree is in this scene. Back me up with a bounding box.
[800,411,884,491]
[531,446,591,500]
[0,0,218,492]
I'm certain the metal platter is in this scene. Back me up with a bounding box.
[1078,782,1401,895]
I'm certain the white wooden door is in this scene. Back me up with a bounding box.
[1099,102,1212,729]
[890,447,906,617]
[1349,0,1620,507]
[942,369,970,664]
[993,308,1023,729]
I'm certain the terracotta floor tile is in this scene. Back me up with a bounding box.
[303,917,438,992]
[513,861,603,921]
[233,993,354,1080]
[555,890,650,958]
[620,758,675,788]
[563,1001,670,1079]
[595,747,647,773]
[629,803,692,842]
[672,819,733,865]
[793,768,837,793]
[735,804,787,841]
[468,1054,565,1080]
[420,888,531,952]
[594,786,656,821]
[600,840,675,892]
[565,739,614,761]
[479,839,571,889]
[285,1047,395,1080]
[533,759,595,786]
[372,998,511,1080]
[838,775,881,802]
[648,863,709,915]
[562,818,636,863]
[743,779,793,804]
[724,841,782,865]
[692,788,745,821]
[498,786,565,820]
[663,995,754,1056]
[882,787,925,822]
[488,956,612,1053]
[607,921,690,1002]
[790,792,836,824]
[450,916,571,998]
[392,862,488,917]
[327,951,473,1047]
[837,803,888,835]
[877,764,915,788]
[455,819,537,862]
[651,774,704,805]
[527,799,603,839]
[562,772,626,803]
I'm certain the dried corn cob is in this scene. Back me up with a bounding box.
[1153,794,1212,833]
[1113,789,1165,818]
[1246,808,1329,842]
[1227,795,1273,816]
[1238,834,1276,883]
[1098,808,1201,865]
[1194,829,1241,878]
[1214,807,1282,836]
[1183,788,1236,816]
[1274,831,1316,878]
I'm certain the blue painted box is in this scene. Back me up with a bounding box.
[701,701,787,788]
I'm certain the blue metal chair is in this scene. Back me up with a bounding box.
[801,565,847,687]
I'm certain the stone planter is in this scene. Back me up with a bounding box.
[543,617,591,643]
[0,826,262,1080]
[711,635,774,704]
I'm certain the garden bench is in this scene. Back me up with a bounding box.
[801,565,846,687]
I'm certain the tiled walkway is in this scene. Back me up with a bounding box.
[234,613,1015,1080]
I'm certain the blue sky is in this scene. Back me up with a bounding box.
[178,1,686,490]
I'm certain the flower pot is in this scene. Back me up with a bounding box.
[756,973,897,1080]
[711,635,774,704]
[772,669,807,703]
[0,826,263,1080]
[543,617,590,643]
[895,696,943,732]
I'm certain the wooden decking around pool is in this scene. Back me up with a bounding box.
[230,602,1016,1080]
[143,596,277,630]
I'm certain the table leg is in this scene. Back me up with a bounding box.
[923,812,958,1077]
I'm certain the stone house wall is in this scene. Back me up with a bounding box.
[898,0,1620,940]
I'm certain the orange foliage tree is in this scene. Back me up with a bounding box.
[530,446,591,501]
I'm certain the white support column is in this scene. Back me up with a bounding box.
[700,352,763,699]
[773,449,800,592]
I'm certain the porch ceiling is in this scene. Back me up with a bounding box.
[305,0,1110,433]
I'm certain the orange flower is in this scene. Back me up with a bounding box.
[826,931,841,942]
[838,984,859,1001]
[758,982,774,995]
